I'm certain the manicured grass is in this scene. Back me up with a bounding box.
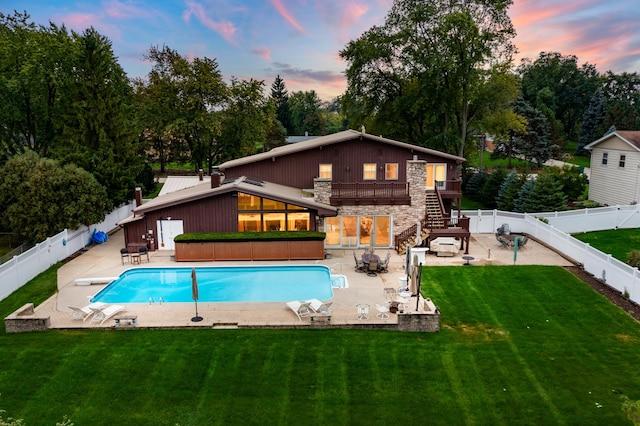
[1,265,640,424]
[572,228,640,263]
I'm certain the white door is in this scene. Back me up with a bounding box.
[156,220,184,250]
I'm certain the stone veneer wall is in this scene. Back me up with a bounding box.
[4,303,50,333]
[313,160,427,234]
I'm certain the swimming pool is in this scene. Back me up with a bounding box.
[91,265,342,304]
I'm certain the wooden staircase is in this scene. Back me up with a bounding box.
[425,192,444,229]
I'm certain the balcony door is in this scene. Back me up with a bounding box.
[426,164,446,190]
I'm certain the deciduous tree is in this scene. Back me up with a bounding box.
[340,0,517,158]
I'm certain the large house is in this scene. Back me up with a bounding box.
[585,130,640,206]
[119,129,466,251]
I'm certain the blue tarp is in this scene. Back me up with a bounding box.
[92,230,108,244]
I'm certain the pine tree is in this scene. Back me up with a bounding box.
[521,173,567,213]
[577,90,605,154]
[496,171,525,211]
[480,168,508,208]
[513,178,534,213]
[270,75,292,135]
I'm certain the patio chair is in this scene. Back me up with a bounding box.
[120,248,130,265]
[306,299,333,314]
[377,251,391,273]
[367,260,378,276]
[138,246,150,262]
[68,302,107,321]
[375,303,390,319]
[285,301,312,321]
[90,304,126,325]
[353,251,365,272]
[356,304,370,320]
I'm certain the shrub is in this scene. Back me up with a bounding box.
[626,250,640,269]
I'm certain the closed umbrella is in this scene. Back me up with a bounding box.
[191,268,203,322]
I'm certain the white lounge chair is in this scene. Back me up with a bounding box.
[285,301,312,321]
[90,304,126,325]
[306,299,333,314]
[68,302,107,321]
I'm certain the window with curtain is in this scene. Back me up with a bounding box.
[385,163,398,180]
[363,163,376,180]
[319,164,332,179]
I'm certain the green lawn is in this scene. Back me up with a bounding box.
[572,228,640,263]
[1,265,639,425]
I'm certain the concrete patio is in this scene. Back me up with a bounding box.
[9,229,574,331]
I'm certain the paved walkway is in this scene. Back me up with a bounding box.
[29,229,573,330]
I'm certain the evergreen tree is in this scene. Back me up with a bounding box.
[521,173,567,213]
[577,90,605,154]
[270,75,292,135]
[463,172,488,202]
[480,168,508,208]
[513,178,535,213]
[54,27,141,208]
[496,171,525,211]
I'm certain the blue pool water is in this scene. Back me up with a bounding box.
[91,265,337,304]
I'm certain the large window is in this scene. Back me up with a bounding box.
[363,163,377,180]
[319,164,332,179]
[237,192,309,232]
[324,215,391,248]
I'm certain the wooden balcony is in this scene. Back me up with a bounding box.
[437,179,462,199]
[330,182,411,206]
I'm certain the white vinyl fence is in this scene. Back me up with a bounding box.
[2,201,639,306]
[0,201,135,302]
[462,204,640,305]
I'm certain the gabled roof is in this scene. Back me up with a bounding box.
[584,130,640,151]
[131,176,338,217]
[218,129,466,170]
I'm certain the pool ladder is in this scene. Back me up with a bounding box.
[149,296,164,305]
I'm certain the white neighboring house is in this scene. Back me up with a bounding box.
[585,130,640,206]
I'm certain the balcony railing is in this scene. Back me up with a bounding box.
[330,182,410,206]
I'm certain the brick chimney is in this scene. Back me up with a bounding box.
[211,172,222,188]
[135,187,142,207]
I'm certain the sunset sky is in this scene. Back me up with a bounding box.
[3,0,640,100]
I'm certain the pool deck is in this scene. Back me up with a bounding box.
[22,229,574,331]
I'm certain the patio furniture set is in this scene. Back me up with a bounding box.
[353,250,391,276]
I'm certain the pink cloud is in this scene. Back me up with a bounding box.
[270,0,306,34]
[103,0,147,19]
[184,0,238,45]
[253,47,272,61]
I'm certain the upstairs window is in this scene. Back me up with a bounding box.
[319,164,332,180]
[363,163,377,180]
[602,152,608,165]
[619,155,626,168]
[385,163,398,180]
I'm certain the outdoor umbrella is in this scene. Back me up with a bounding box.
[191,268,203,322]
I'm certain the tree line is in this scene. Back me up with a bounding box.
[0,11,341,241]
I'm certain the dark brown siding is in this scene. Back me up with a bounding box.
[123,192,322,245]
[223,137,456,187]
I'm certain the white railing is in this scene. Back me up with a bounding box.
[462,204,640,304]
[0,201,135,302]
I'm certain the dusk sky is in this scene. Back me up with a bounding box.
[3,0,640,100]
